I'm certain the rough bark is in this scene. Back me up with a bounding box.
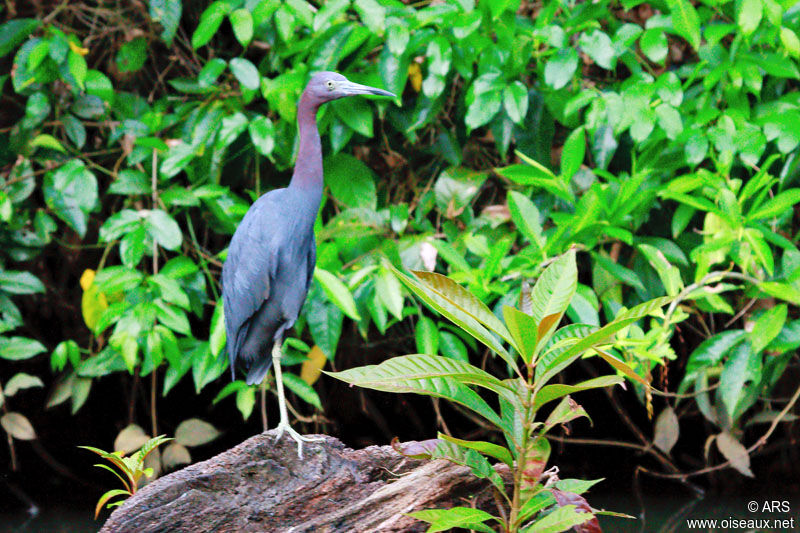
[101,430,508,532]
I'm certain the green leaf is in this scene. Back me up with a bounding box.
[439,433,513,467]
[146,210,182,250]
[415,315,439,355]
[192,1,230,48]
[248,115,275,156]
[229,57,260,90]
[719,342,761,420]
[116,37,147,73]
[324,153,377,209]
[30,134,66,153]
[149,0,182,44]
[375,266,404,320]
[544,48,579,90]
[578,30,615,70]
[62,114,86,149]
[749,304,787,354]
[738,0,762,37]
[307,295,343,359]
[529,250,577,343]
[640,28,668,63]
[393,267,515,367]
[780,28,800,58]
[667,0,701,50]
[503,81,529,124]
[198,58,227,88]
[465,89,502,131]
[0,270,45,294]
[209,300,226,358]
[0,19,40,57]
[523,505,594,533]
[533,375,623,411]
[70,94,105,119]
[543,394,591,432]
[282,372,322,409]
[503,305,538,364]
[507,191,545,251]
[0,336,46,361]
[43,160,98,237]
[408,507,496,533]
[326,354,510,426]
[4,373,44,396]
[314,268,361,320]
[747,189,800,221]
[560,128,585,180]
[229,9,254,47]
[536,297,670,389]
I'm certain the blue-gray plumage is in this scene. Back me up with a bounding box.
[222,71,394,457]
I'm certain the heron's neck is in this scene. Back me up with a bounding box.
[289,95,323,205]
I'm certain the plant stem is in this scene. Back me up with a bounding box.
[150,148,159,438]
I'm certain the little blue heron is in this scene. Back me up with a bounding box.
[222,72,394,457]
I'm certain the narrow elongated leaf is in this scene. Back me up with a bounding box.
[529,250,577,350]
[314,268,361,320]
[543,395,591,433]
[596,350,649,387]
[392,267,516,368]
[536,297,670,389]
[503,305,537,363]
[94,489,131,519]
[666,0,701,50]
[326,354,509,426]
[439,433,513,467]
[522,505,593,533]
[533,375,623,411]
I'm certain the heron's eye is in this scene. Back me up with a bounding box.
[326,80,335,91]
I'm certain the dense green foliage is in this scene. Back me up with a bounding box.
[1,0,799,519]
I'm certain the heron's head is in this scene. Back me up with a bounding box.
[303,71,395,106]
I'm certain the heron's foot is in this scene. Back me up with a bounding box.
[274,421,324,459]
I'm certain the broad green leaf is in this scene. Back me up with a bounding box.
[578,30,615,70]
[560,128,585,180]
[507,190,545,251]
[149,0,182,44]
[146,210,182,250]
[192,1,230,48]
[719,342,761,420]
[248,115,275,156]
[324,153,377,209]
[283,372,322,409]
[314,268,361,320]
[0,19,40,57]
[174,418,220,447]
[229,9,254,47]
[640,28,668,63]
[749,304,787,354]
[543,395,591,433]
[738,0,762,37]
[116,37,146,73]
[229,57,260,90]
[43,160,98,237]
[544,48,578,90]
[503,81,529,124]
[0,270,45,294]
[1,412,36,440]
[0,336,47,361]
[667,0,701,50]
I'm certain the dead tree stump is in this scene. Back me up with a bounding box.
[100,430,508,532]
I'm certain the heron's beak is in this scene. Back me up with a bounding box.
[341,81,395,98]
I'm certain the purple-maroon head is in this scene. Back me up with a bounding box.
[301,71,394,108]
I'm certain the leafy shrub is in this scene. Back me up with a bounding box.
[0,0,797,489]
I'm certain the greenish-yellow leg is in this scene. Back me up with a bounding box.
[272,341,322,459]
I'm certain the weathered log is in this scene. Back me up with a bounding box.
[101,430,508,532]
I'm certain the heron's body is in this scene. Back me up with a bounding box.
[222,187,318,384]
[221,71,393,456]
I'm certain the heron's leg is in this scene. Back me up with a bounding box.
[271,340,322,459]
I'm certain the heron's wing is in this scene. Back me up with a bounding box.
[222,190,285,369]
[305,239,316,294]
